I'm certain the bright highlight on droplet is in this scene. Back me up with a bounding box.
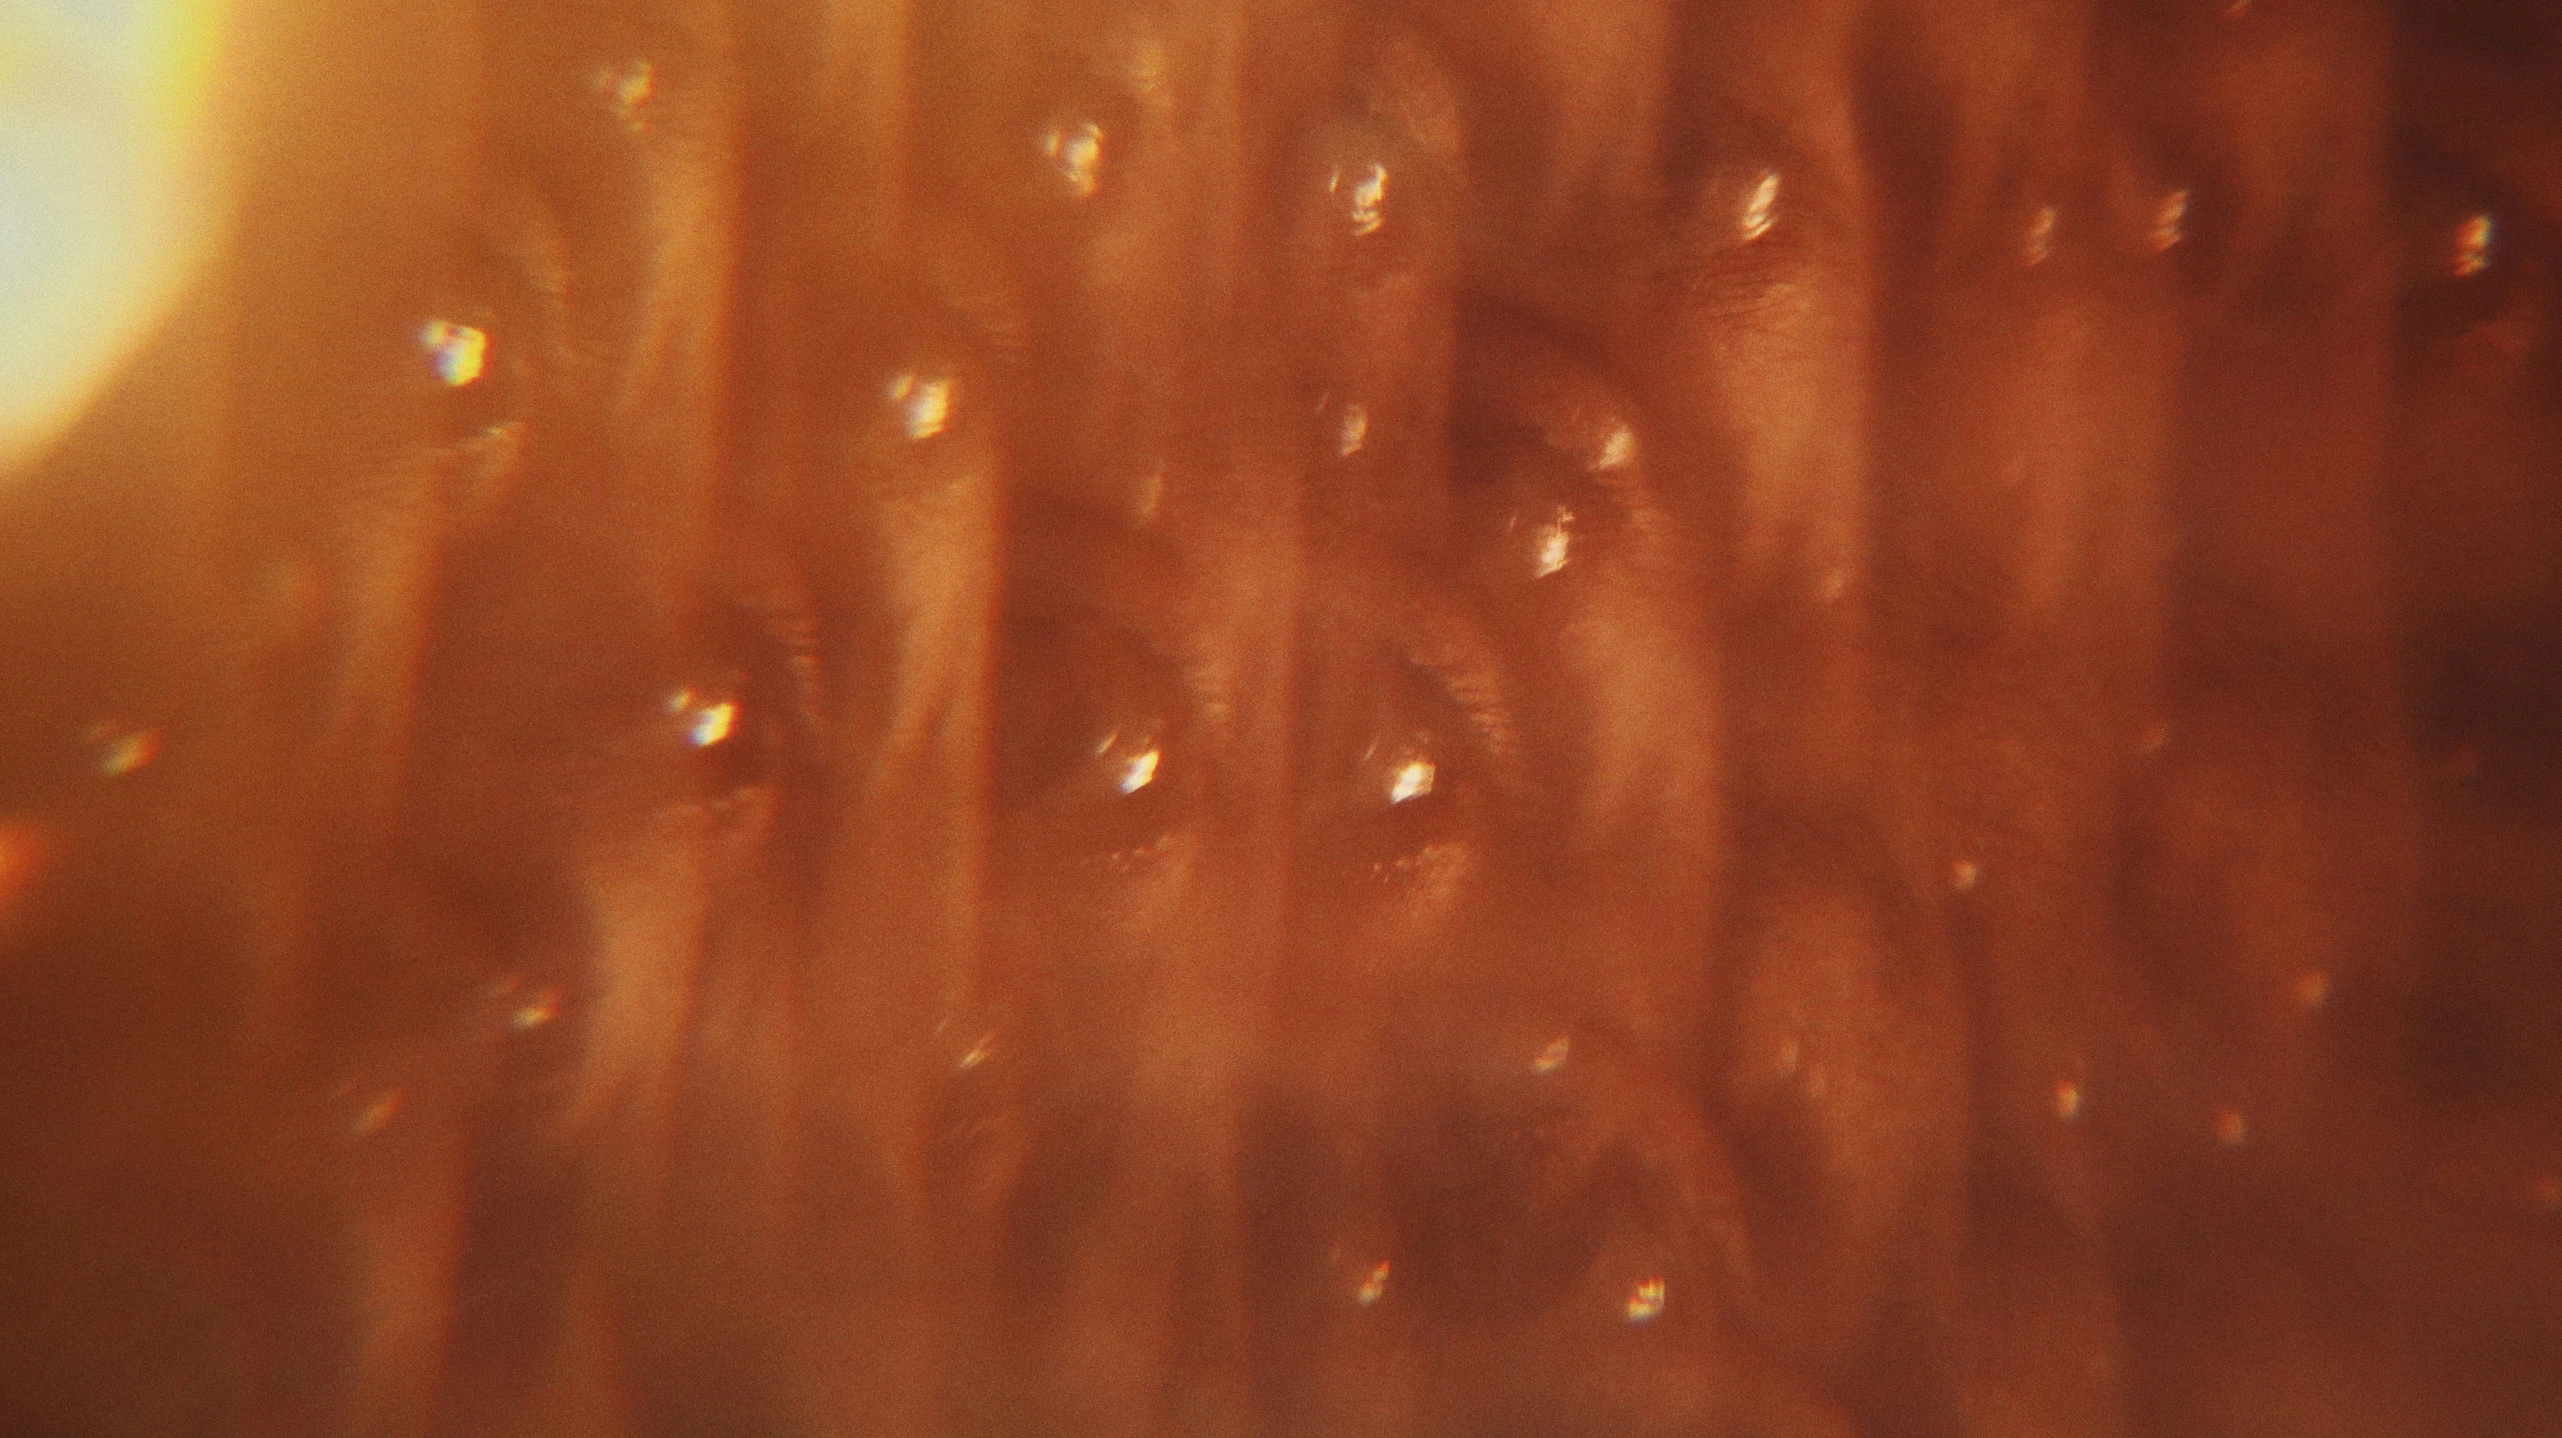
[1533,1035,1571,1074]
[1,0,236,472]
[1117,747,1160,795]
[510,987,561,1031]
[956,1031,995,1072]
[2054,1080,2083,1122]
[1624,1276,1667,1323]
[1336,402,1369,458]
[419,318,489,388]
[349,1086,404,1137]
[886,371,951,441]
[2024,206,2058,267]
[1332,161,1388,237]
[1354,1260,1390,1306]
[594,58,655,128]
[1951,858,1980,892]
[2451,212,2496,279]
[1531,516,1572,579]
[1387,757,1434,805]
[1738,170,1779,244]
[1592,425,1635,472]
[1042,119,1104,200]
[87,722,161,778]
[2150,189,2189,253]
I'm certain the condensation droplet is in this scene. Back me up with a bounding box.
[1330,161,1389,237]
[1533,1035,1572,1074]
[1042,119,1105,200]
[2054,1080,2083,1122]
[510,987,562,1032]
[2024,206,2058,268]
[2214,1106,2248,1148]
[1624,1276,1667,1324]
[2451,212,2496,279]
[1738,170,1780,244]
[1592,424,1635,472]
[418,318,488,388]
[1530,514,1572,578]
[957,1031,995,1072]
[2150,189,2189,253]
[885,371,951,441]
[87,723,161,778]
[1336,402,1369,458]
[1355,1259,1391,1306]
[2294,970,2332,1011]
[348,1086,404,1138]
[1387,756,1434,805]
[1116,746,1160,795]
[665,687,739,748]
[1950,858,1980,892]
[593,58,655,129]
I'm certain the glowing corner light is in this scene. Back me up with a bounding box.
[1042,119,1104,200]
[1354,1260,1390,1307]
[1,0,236,472]
[1386,756,1434,806]
[418,318,489,388]
[1117,747,1160,795]
[1624,1276,1667,1324]
[2452,212,2496,279]
[1738,170,1779,244]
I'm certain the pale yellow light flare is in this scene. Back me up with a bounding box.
[2451,212,2495,279]
[1354,1260,1389,1307]
[1,0,236,472]
[1738,170,1779,244]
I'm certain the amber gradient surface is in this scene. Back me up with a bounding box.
[2,1,2560,1434]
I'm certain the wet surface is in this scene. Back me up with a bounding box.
[2,0,2561,1433]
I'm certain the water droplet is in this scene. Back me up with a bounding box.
[664,686,740,749]
[1533,1035,1571,1074]
[1329,161,1389,237]
[1041,119,1105,200]
[1738,170,1780,244]
[1386,756,1434,806]
[1354,1259,1391,1306]
[509,986,562,1032]
[2214,1106,2248,1148]
[593,58,655,129]
[2451,212,2496,279]
[1115,746,1160,795]
[418,318,489,388]
[2293,970,2332,1011]
[1623,1276,1667,1323]
[956,1031,996,1072]
[1592,424,1635,473]
[885,371,952,441]
[1950,858,1980,892]
[2150,189,2189,253]
[2054,1080,2083,1122]
[1336,401,1369,458]
[2023,206,2058,268]
[1529,514,1572,578]
[346,1085,404,1138]
[86,722,160,778]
